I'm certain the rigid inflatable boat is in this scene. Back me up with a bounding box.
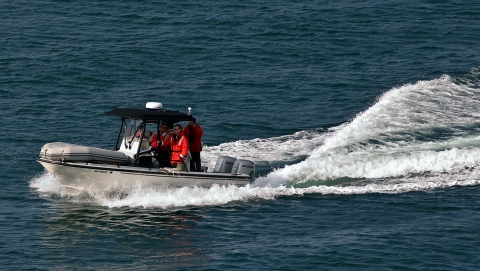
[36,102,255,193]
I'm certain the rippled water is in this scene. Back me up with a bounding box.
[2,1,480,270]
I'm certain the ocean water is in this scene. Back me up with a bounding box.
[2,1,480,270]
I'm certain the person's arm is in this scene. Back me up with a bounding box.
[180,137,189,158]
[195,125,203,137]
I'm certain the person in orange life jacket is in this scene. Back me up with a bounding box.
[149,123,172,168]
[183,119,203,172]
[169,124,189,171]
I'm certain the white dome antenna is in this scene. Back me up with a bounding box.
[146,102,163,110]
[188,107,192,115]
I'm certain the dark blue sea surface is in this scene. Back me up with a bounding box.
[1,1,480,270]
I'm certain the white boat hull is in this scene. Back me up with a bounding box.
[37,158,251,192]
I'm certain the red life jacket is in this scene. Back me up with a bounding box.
[151,131,172,151]
[183,124,203,152]
[169,133,188,164]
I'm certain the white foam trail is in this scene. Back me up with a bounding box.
[99,184,280,208]
[30,171,63,193]
[257,74,480,186]
[98,176,480,208]
[298,177,480,195]
[201,129,329,170]
[320,75,480,152]
[256,147,480,187]
[30,170,480,208]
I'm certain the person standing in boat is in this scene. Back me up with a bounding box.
[150,123,172,168]
[169,124,189,171]
[183,118,203,172]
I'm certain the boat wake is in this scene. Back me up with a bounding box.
[30,68,480,208]
[30,169,480,209]
[257,69,480,187]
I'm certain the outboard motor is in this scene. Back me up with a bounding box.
[231,159,255,182]
[214,156,237,173]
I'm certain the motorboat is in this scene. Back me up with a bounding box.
[36,102,255,193]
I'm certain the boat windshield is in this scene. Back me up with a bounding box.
[124,119,154,140]
[124,119,142,140]
[124,120,139,138]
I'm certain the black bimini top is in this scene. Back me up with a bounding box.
[105,108,195,123]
